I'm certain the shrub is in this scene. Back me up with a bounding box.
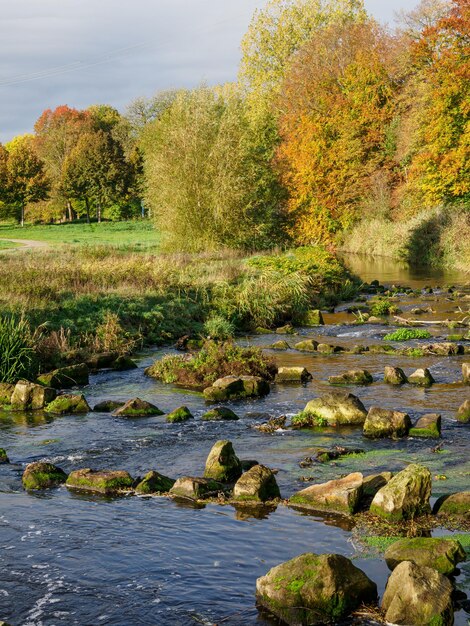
[370,299,400,316]
[203,315,235,341]
[0,316,37,383]
[383,328,432,341]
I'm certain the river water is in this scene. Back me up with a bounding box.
[1,254,469,626]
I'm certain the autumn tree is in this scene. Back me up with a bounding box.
[277,19,399,243]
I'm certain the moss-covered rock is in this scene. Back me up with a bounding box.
[293,339,318,352]
[169,476,223,500]
[363,407,411,439]
[37,363,89,389]
[233,464,280,502]
[456,399,470,423]
[275,324,296,335]
[0,383,14,405]
[135,470,175,495]
[317,343,343,354]
[254,415,286,433]
[463,362,470,384]
[112,398,164,418]
[256,552,377,626]
[384,366,407,385]
[407,368,435,387]
[93,400,124,413]
[166,405,193,423]
[201,407,239,421]
[409,413,441,439]
[66,468,134,495]
[22,461,67,490]
[86,351,119,371]
[0,448,9,464]
[382,561,454,625]
[45,394,91,415]
[10,380,57,411]
[299,309,325,326]
[112,355,138,371]
[362,472,393,499]
[204,440,242,483]
[423,342,462,356]
[203,375,270,402]
[311,445,365,464]
[269,340,290,351]
[304,392,367,426]
[328,369,373,385]
[275,367,312,383]
[289,473,363,515]
[384,537,466,575]
[433,491,470,518]
[370,464,432,521]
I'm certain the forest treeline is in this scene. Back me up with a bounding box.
[0,0,468,259]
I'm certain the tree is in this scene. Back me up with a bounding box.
[0,136,49,226]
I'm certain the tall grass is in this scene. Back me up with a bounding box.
[0,316,36,383]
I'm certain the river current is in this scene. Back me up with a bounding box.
[1,255,469,625]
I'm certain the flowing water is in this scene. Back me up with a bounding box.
[1,254,469,626]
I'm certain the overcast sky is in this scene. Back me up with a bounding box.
[0,0,419,142]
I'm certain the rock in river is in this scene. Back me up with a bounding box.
[170,476,223,500]
[463,362,470,384]
[457,399,470,423]
[370,463,432,521]
[166,405,194,423]
[204,440,242,483]
[233,465,280,502]
[409,413,441,438]
[11,380,56,411]
[135,471,175,495]
[203,375,270,402]
[384,366,407,385]
[201,407,239,421]
[256,553,377,626]
[433,491,470,518]
[0,383,14,405]
[384,537,466,575]
[289,472,363,515]
[275,367,312,383]
[22,462,67,490]
[112,398,164,418]
[328,369,373,385]
[45,394,91,415]
[382,561,454,625]
[93,400,124,413]
[304,391,367,426]
[293,339,318,352]
[66,469,134,495]
[0,448,9,464]
[363,407,411,439]
[37,363,89,389]
[407,368,435,387]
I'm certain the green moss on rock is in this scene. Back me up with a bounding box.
[135,471,175,494]
[22,461,67,490]
[45,394,91,415]
[66,468,134,495]
[201,407,239,421]
[166,406,194,423]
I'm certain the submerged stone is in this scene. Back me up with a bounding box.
[203,375,270,402]
[370,463,432,521]
[66,469,134,495]
[135,471,175,495]
[204,440,242,483]
[328,369,373,386]
[382,561,454,626]
[363,407,411,439]
[37,363,89,389]
[112,398,164,418]
[304,391,367,426]
[457,399,470,423]
[407,368,435,387]
[384,366,407,385]
[0,448,9,464]
[201,407,239,421]
[233,465,280,502]
[166,406,193,423]
[293,339,318,352]
[45,394,91,415]
[93,400,124,413]
[170,476,223,500]
[409,413,442,438]
[289,472,363,515]
[275,367,312,383]
[256,552,377,626]
[22,461,67,490]
[11,380,56,411]
[433,491,470,518]
[384,537,466,575]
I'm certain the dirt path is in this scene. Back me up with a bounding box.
[0,238,50,251]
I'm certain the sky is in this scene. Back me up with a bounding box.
[0,0,420,142]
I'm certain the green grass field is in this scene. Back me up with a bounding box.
[0,240,19,250]
[0,221,160,251]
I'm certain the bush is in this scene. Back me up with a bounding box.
[383,328,432,341]
[203,315,235,341]
[0,316,37,383]
[370,299,400,316]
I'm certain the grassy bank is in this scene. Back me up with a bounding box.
[340,207,470,274]
[0,245,358,372]
[0,220,160,252]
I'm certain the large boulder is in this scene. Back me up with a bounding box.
[37,363,89,389]
[294,339,318,352]
[166,406,193,423]
[409,413,441,438]
[457,399,470,423]
[10,380,56,411]
[169,476,223,500]
[303,392,367,426]
[201,407,239,421]
[66,469,134,495]
[384,366,407,385]
[22,462,67,490]
[328,370,373,385]
[363,407,411,439]
[135,471,175,495]
[384,537,466,575]
[381,561,454,625]
[204,440,242,483]
[256,553,377,626]
[362,472,393,500]
[407,368,435,387]
[433,491,470,518]
[112,398,164,418]
[45,394,91,415]
[0,383,14,405]
[289,473,363,515]
[233,465,280,502]
[275,367,312,383]
[370,464,432,521]
[203,375,270,402]
[463,362,470,384]
[0,449,9,464]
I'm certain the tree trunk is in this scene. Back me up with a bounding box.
[97,201,102,223]
[67,200,74,222]
[21,203,25,227]
[84,197,91,224]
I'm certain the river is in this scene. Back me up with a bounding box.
[1,254,469,625]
